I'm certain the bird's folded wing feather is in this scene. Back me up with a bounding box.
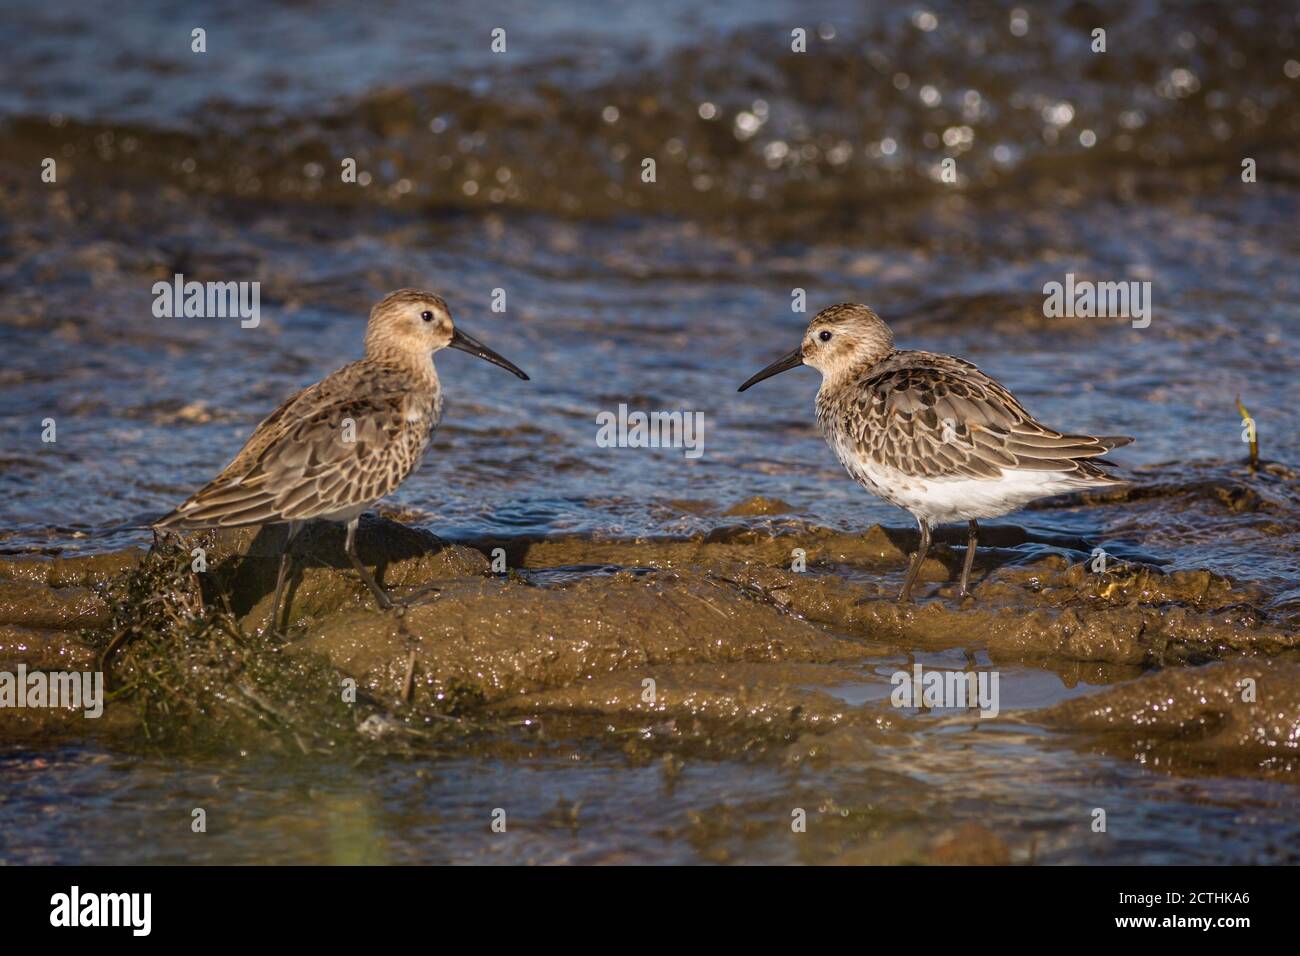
[847,354,1128,479]
[158,380,419,528]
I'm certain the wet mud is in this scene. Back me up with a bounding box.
[4,494,1296,764]
[5,496,1298,863]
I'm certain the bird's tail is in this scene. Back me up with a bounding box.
[152,510,207,532]
[1063,434,1133,486]
[1094,435,1135,450]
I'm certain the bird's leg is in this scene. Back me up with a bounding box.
[345,517,395,611]
[268,552,292,630]
[267,520,303,633]
[898,519,932,602]
[958,519,979,598]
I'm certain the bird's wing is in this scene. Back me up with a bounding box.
[156,372,426,529]
[846,352,1130,480]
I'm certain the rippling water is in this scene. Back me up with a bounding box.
[1,0,1298,865]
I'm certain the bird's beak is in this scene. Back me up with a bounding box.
[449,327,530,380]
[737,346,804,392]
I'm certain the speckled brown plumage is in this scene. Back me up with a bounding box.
[154,288,528,626]
[156,359,441,529]
[739,302,1132,601]
[816,350,1130,485]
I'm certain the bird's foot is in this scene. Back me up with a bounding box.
[365,582,442,613]
[260,622,292,643]
[391,584,442,609]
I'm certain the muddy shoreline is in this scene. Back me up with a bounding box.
[3,452,1299,864]
[4,499,1296,788]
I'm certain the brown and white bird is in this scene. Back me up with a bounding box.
[738,303,1131,601]
[156,289,529,627]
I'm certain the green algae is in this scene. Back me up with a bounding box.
[77,532,484,756]
[80,535,347,753]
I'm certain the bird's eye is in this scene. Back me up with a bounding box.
[421,310,434,322]
[819,330,833,342]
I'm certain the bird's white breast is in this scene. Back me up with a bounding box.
[825,426,1085,525]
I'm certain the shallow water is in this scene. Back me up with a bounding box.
[1,0,1299,865]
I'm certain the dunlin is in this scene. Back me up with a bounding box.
[738,303,1131,601]
[156,289,529,627]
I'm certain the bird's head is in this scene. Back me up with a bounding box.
[738,303,894,391]
[366,289,528,379]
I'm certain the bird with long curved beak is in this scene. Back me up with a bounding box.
[740,303,1131,602]
[154,288,529,629]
